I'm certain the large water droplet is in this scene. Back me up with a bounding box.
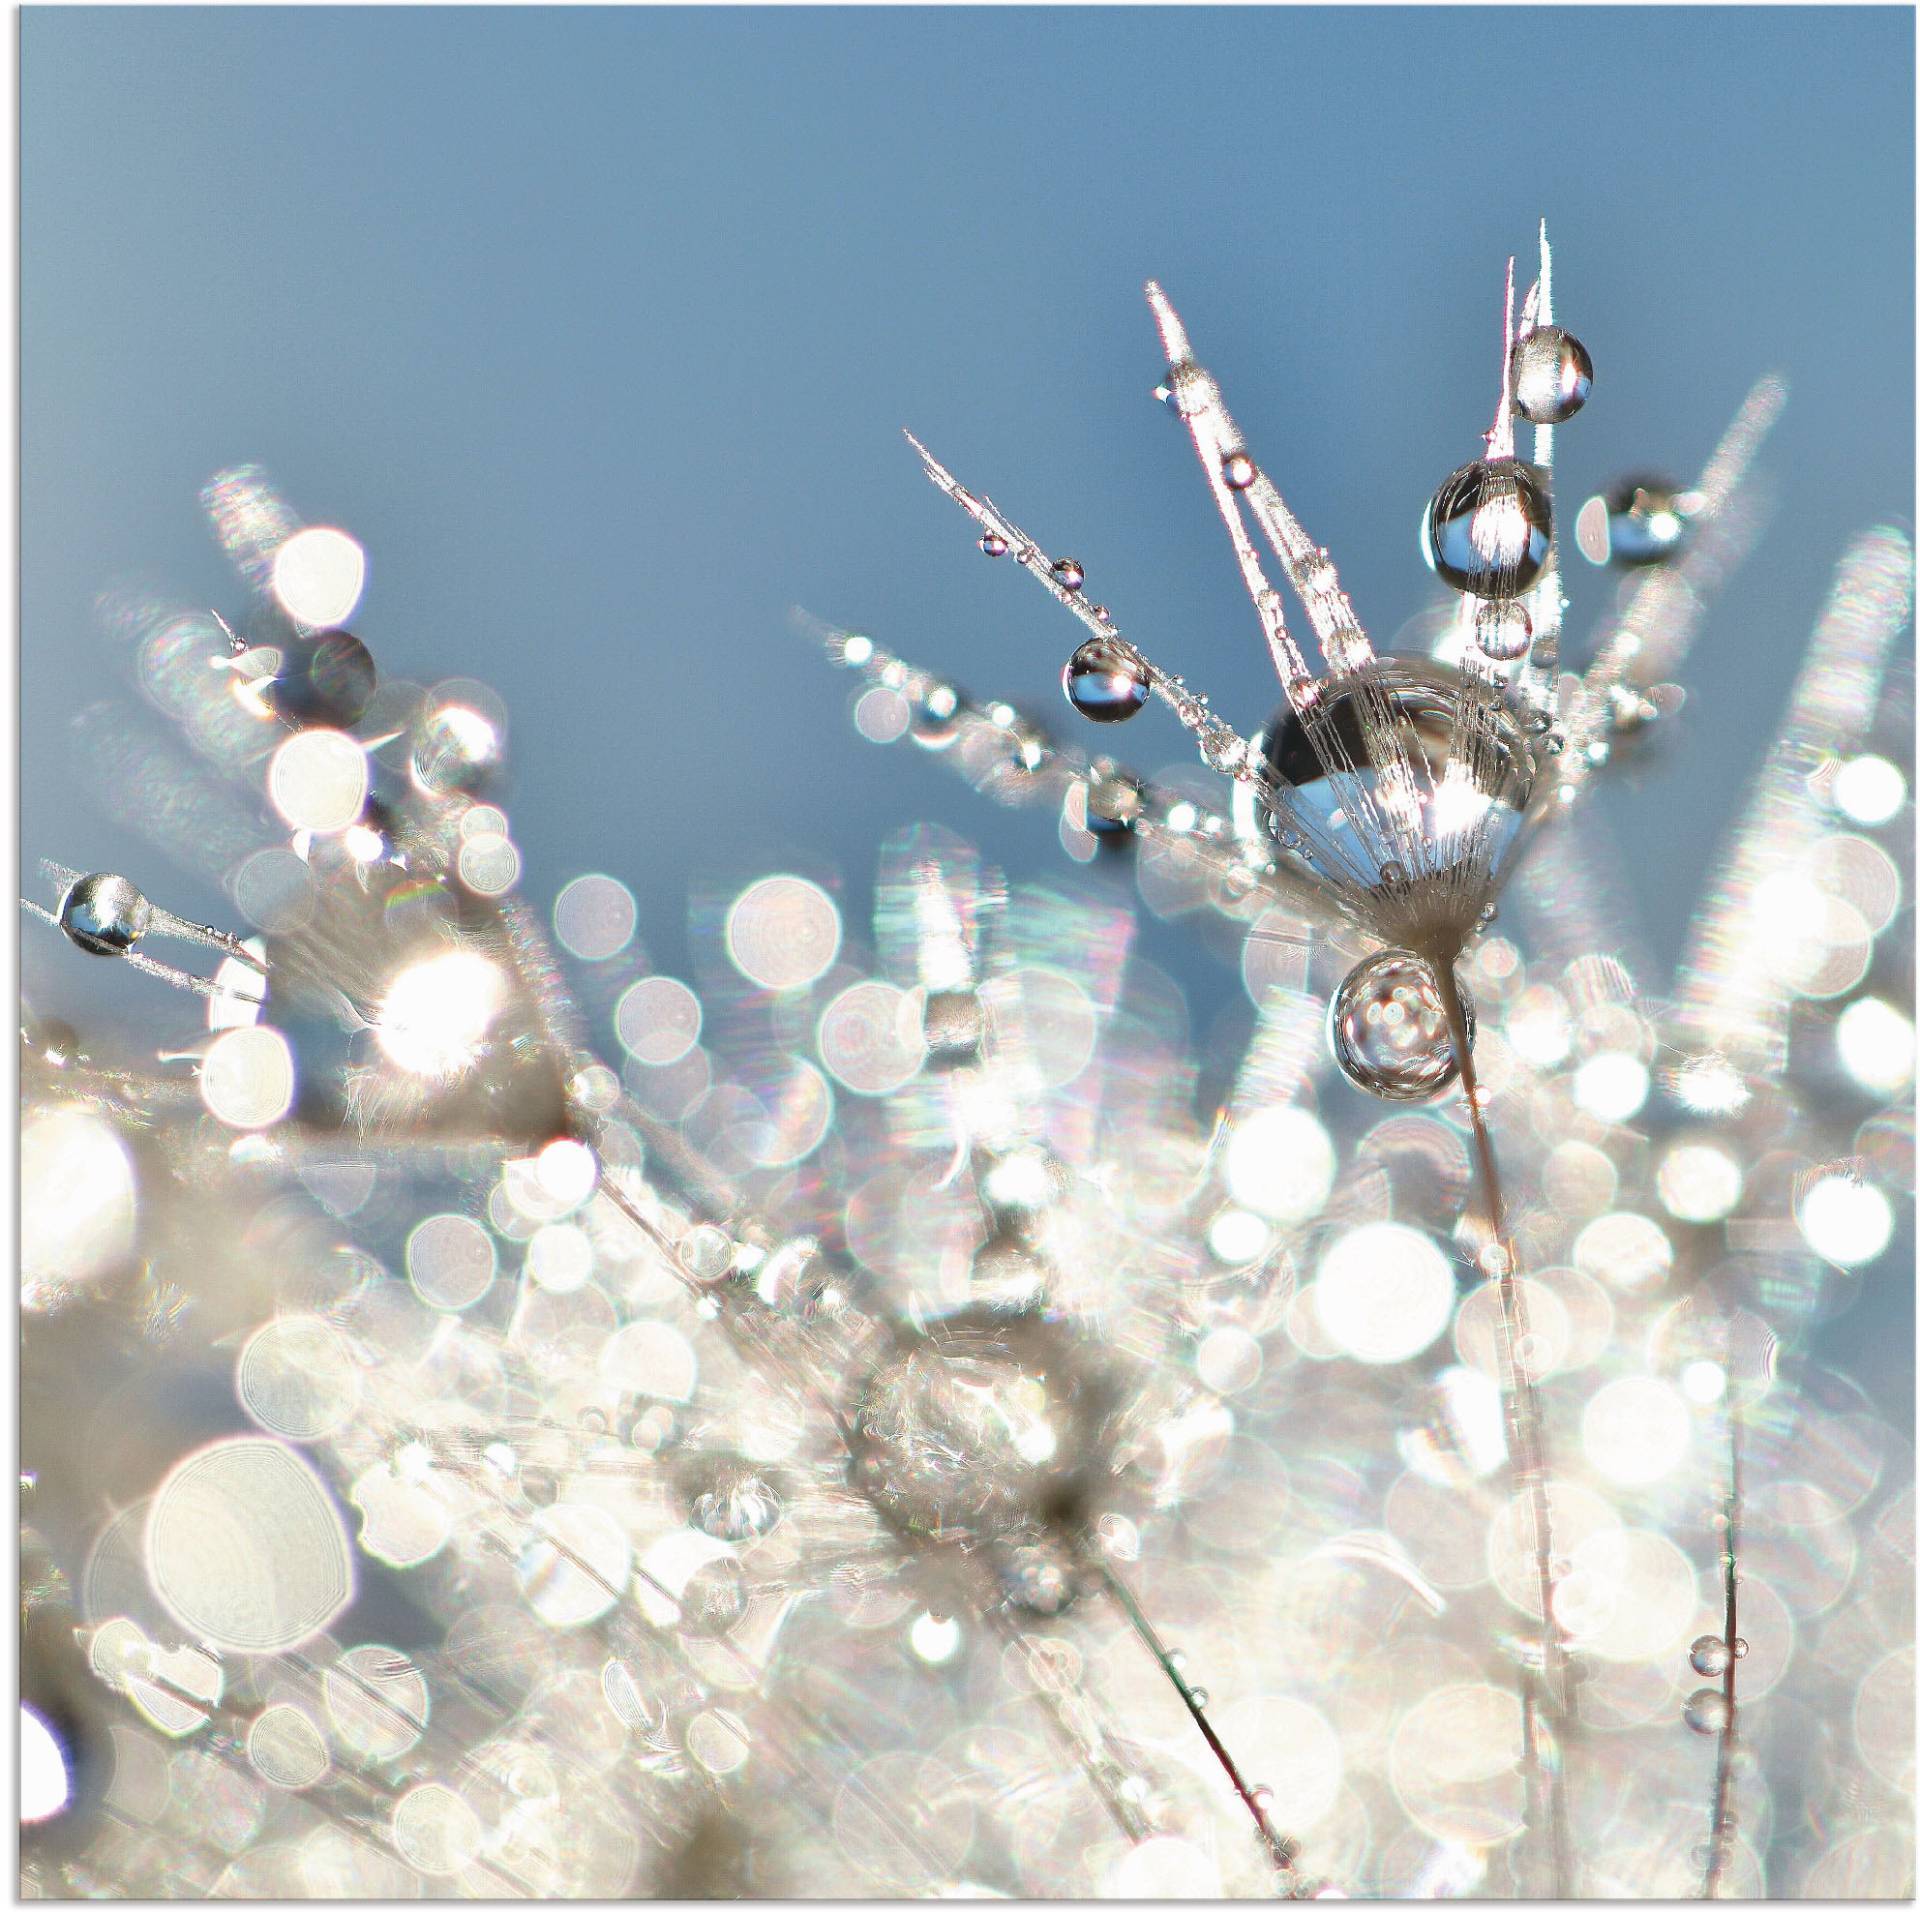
[1050,557,1085,592]
[271,630,377,728]
[1085,769,1143,838]
[1421,461,1552,597]
[58,874,153,957]
[1221,451,1256,491]
[1258,657,1537,892]
[1590,476,1690,567]
[1064,638,1150,723]
[850,1313,1099,1543]
[978,533,1009,559]
[1328,948,1471,1102]
[684,1459,784,1542]
[1684,1687,1731,1734]
[1510,326,1593,425]
[1689,1635,1732,1677]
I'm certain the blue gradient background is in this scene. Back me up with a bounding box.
[21,9,1915,1398]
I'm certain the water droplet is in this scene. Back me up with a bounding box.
[1420,460,1552,597]
[1298,550,1340,598]
[58,874,153,957]
[1510,326,1593,425]
[1732,1637,1749,1660]
[912,683,962,751]
[971,1231,1049,1313]
[1161,363,1218,418]
[1050,557,1085,592]
[922,988,985,1065]
[685,1458,784,1542]
[1064,638,1150,723]
[997,1537,1079,1617]
[978,533,1009,559]
[412,701,503,797]
[1684,1687,1731,1735]
[1085,770,1142,837]
[1166,1650,1188,1676]
[1689,1635,1732,1677]
[1259,657,1536,891]
[1593,475,1690,567]
[1328,949,1471,1103]
[850,1312,1096,1544]
[270,630,377,728]
[678,1224,736,1283]
[1221,451,1256,491]
[1473,599,1534,663]
[1188,1686,1210,1709]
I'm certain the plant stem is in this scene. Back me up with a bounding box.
[1429,950,1572,1898]
[1703,1416,1742,1899]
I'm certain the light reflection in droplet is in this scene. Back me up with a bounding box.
[375,951,504,1078]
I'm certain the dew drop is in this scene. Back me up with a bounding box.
[1188,1686,1210,1709]
[1594,476,1689,567]
[59,873,153,957]
[1328,949,1471,1103]
[978,533,1009,559]
[1064,638,1150,724]
[1050,556,1085,592]
[270,630,378,729]
[1684,1687,1731,1734]
[1510,326,1593,425]
[1420,460,1552,597]
[1689,1635,1732,1677]
[1161,363,1218,418]
[1221,451,1256,491]
[912,684,962,751]
[1732,1637,1749,1660]
[1085,770,1143,838]
[1473,599,1534,663]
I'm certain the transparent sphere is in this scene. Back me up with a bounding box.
[850,1312,1101,1544]
[1689,1635,1732,1678]
[270,630,377,728]
[1050,557,1085,592]
[978,532,1009,559]
[1596,475,1689,567]
[1420,459,1552,597]
[1473,599,1534,664]
[1085,768,1143,838]
[1510,326,1593,425]
[1221,450,1256,490]
[1684,1687,1731,1735]
[1259,657,1536,890]
[1063,638,1149,724]
[1328,949,1472,1102]
[59,873,153,957]
[683,1458,784,1542]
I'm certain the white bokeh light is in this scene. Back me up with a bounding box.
[270,526,367,628]
[1314,1222,1456,1365]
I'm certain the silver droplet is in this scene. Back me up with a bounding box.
[1510,326,1593,425]
[58,873,153,957]
[978,533,1009,559]
[1328,948,1471,1103]
[1221,451,1256,491]
[1064,638,1150,724]
[1473,599,1534,663]
[1684,1687,1731,1735]
[1420,460,1552,597]
[1050,557,1085,592]
[1689,1635,1732,1677]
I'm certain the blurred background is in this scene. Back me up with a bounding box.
[22,6,1915,1407]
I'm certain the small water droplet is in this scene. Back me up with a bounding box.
[59,873,153,957]
[1420,460,1552,597]
[1689,1635,1732,1677]
[1592,475,1690,567]
[1298,550,1339,598]
[978,533,1009,559]
[1166,1649,1188,1675]
[1064,639,1150,723]
[1329,949,1472,1103]
[1188,1685,1209,1709]
[1684,1687,1731,1734]
[1161,363,1218,418]
[1378,860,1408,885]
[1050,556,1085,592]
[1510,326,1593,425]
[1732,1637,1749,1660]
[1085,771,1142,837]
[1473,599,1534,663]
[1221,450,1256,491]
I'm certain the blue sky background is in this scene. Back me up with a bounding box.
[21,8,1915,1396]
